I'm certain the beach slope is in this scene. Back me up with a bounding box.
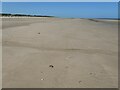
[2,17,118,88]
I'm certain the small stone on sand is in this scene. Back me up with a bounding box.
[49,65,54,68]
[41,79,44,80]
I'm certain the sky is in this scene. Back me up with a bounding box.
[1,0,119,2]
[1,2,118,18]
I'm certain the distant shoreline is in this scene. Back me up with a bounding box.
[0,13,119,20]
[0,13,54,17]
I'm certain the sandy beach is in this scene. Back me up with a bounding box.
[2,17,118,88]
[0,17,2,89]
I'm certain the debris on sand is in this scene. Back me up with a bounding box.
[89,73,93,75]
[41,72,43,73]
[38,32,40,34]
[49,65,54,68]
[89,72,96,76]
[41,78,44,81]
[78,81,82,84]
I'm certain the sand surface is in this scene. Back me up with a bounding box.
[0,17,2,89]
[2,17,118,88]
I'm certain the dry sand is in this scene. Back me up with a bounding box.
[2,17,118,88]
[0,17,2,89]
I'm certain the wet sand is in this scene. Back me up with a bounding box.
[2,17,118,88]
